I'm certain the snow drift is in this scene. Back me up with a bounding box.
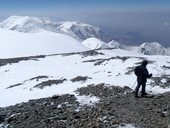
[82,37,109,49]
[0,29,88,58]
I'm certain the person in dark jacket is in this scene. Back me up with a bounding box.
[134,60,152,98]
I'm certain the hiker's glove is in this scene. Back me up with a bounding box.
[149,73,152,78]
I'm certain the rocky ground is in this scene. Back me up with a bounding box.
[0,83,170,128]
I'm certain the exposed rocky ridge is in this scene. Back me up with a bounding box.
[6,75,49,89]
[0,84,170,128]
[34,78,67,89]
[0,49,104,67]
[1,49,170,92]
[70,76,92,83]
[0,55,46,67]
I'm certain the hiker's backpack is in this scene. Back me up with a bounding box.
[134,66,142,76]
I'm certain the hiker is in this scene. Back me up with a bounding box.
[134,60,152,98]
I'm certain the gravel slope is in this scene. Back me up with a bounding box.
[0,84,170,128]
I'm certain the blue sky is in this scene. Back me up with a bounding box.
[1,0,170,46]
[0,0,170,21]
[1,0,170,15]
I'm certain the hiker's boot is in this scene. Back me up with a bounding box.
[143,92,148,95]
[142,92,148,96]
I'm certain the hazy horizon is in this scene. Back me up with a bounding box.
[1,0,170,47]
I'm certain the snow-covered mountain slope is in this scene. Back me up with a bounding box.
[0,29,88,58]
[107,40,131,50]
[0,48,170,107]
[56,21,104,41]
[82,37,109,49]
[0,16,113,42]
[0,16,58,33]
[1,16,169,56]
[137,42,167,55]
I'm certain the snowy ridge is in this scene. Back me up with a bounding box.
[82,38,128,50]
[0,16,109,41]
[138,42,167,55]
[0,29,88,58]
[56,21,102,41]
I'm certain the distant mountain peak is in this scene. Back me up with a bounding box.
[108,40,121,49]
[138,42,166,55]
[56,21,101,41]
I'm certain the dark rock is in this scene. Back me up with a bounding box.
[51,95,59,99]
[71,76,92,83]
[0,55,46,67]
[34,78,67,89]
[0,115,5,123]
